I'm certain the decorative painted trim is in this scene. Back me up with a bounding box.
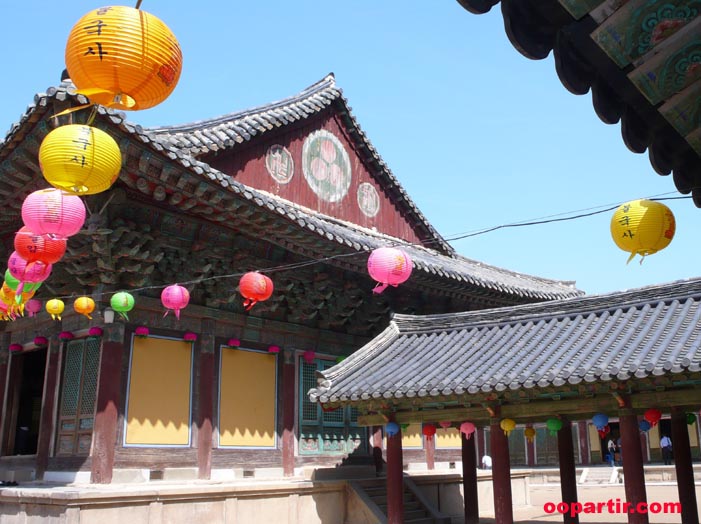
[357,182,380,218]
[265,144,294,184]
[302,130,352,203]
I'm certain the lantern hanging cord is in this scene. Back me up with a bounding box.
[135,0,143,9]
[39,193,691,303]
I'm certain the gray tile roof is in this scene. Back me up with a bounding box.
[0,77,582,302]
[309,277,701,404]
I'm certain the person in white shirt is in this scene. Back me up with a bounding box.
[481,454,492,470]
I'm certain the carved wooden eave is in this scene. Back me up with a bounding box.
[457,0,701,207]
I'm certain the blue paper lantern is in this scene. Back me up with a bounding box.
[639,420,651,432]
[592,413,609,430]
[385,422,400,437]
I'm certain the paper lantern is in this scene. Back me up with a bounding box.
[639,420,651,432]
[439,421,451,430]
[546,418,563,436]
[33,336,48,346]
[385,422,400,437]
[8,343,22,352]
[687,413,697,425]
[500,418,516,437]
[227,338,240,348]
[268,345,280,353]
[46,299,65,320]
[303,350,316,364]
[21,188,86,238]
[135,326,149,338]
[592,413,609,430]
[459,421,476,439]
[14,226,67,264]
[88,326,103,338]
[4,270,42,294]
[39,124,122,195]
[524,427,536,443]
[74,296,95,319]
[422,423,437,441]
[110,291,135,320]
[7,252,52,294]
[597,424,611,439]
[65,6,183,111]
[367,247,413,293]
[161,284,189,319]
[183,332,197,342]
[26,299,42,317]
[610,199,675,263]
[239,272,273,310]
[644,408,662,427]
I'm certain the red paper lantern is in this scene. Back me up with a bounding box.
[597,424,611,439]
[21,188,86,238]
[644,408,662,427]
[14,226,67,265]
[239,272,273,311]
[303,350,316,364]
[367,247,413,293]
[422,423,437,441]
[161,284,190,320]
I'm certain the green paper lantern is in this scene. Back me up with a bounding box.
[546,418,563,436]
[110,291,135,320]
[687,413,697,426]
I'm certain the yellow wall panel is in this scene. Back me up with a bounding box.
[219,349,277,447]
[689,421,699,446]
[436,427,461,449]
[649,424,660,448]
[588,425,601,451]
[401,423,423,449]
[126,337,192,445]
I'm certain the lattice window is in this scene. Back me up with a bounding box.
[298,355,367,455]
[56,338,100,456]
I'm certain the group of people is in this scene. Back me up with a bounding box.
[607,434,673,466]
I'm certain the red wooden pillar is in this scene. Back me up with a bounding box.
[526,423,535,467]
[91,324,126,484]
[578,421,590,465]
[619,403,649,524]
[490,413,514,524]
[197,320,216,480]
[671,407,699,524]
[282,349,296,476]
[425,428,435,470]
[461,431,479,524]
[558,418,579,524]
[386,424,404,524]
[35,334,61,480]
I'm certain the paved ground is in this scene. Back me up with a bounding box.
[479,484,698,523]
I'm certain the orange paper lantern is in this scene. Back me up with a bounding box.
[239,272,274,311]
[14,226,67,265]
[39,124,121,195]
[74,296,95,320]
[65,6,183,111]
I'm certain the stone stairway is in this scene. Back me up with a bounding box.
[579,466,621,485]
[352,477,450,524]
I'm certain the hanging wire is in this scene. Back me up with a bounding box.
[33,193,693,302]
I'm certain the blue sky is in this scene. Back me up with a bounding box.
[1,1,698,295]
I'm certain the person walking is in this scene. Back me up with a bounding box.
[607,438,616,467]
[660,435,673,465]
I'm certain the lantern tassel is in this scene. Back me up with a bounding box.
[372,283,388,294]
[174,309,180,320]
[16,282,24,295]
[243,298,257,311]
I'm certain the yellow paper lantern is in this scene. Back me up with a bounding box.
[610,199,675,263]
[65,6,183,111]
[39,124,121,195]
[46,299,65,321]
[524,426,536,443]
[500,418,516,437]
[74,296,96,320]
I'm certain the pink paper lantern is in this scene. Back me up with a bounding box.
[21,188,86,238]
[7,251,52,294]
[161,284,190,320]
[183,332,197,341]
[367,247,413,293]
[227,338,240,347]
[460,421,476,439]
[135,326,150,338]
[268,345,280,353]
[33,336,48,346]
[303,350,316,364]
[25,299,43,317]
[9,343,22,352]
